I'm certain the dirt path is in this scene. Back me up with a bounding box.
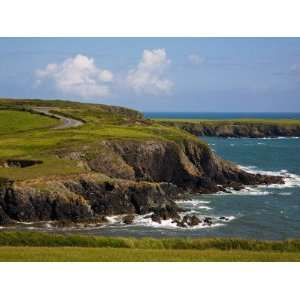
[32,107,84,129]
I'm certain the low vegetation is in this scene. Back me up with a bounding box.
[0,98,204,181]
[2,247,300,262]
[0,110,59,135]
[1,231,300,251]
[0,231,299,261]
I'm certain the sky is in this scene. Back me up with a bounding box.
[0,37,300,112]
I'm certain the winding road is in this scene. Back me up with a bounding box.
[32,107,84,129]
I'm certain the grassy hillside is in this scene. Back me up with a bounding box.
[0,98,203,181]
[153,117,300,138]
[0,110,59,134]
[0,231,299,261]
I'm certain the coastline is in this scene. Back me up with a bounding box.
[0,100,293,231]
[154,119,300,138]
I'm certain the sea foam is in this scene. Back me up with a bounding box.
[238,165,300,189]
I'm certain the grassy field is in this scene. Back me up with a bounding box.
[0,109,59,134]
[0,99,204,181]
[1,247,300,262]
[0,231,299,261]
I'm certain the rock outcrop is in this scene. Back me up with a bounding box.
[162,121,300,138]
[0,173,179,225]
[0,138,284,225]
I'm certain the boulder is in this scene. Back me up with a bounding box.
[123,214,135,225]
[203,217,213,226]
[181,215,201,226]
[151,213,161,224]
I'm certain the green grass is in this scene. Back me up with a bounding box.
[1,247,300,262]
[1,231,300,251]
[0,99,204,181]
[0,110,59,135]
[0,232,299,261]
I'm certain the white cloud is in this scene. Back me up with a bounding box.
[188,54,205,65]
[36,54,114,98]
[127,48,173,95]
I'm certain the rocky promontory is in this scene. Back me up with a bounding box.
[0,138,283,226]
[160,120,300,138]
[0,99,285,227]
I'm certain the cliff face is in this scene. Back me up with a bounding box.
[164,122,300,138]
[0,139,283,225]
[82,139,283,190]
[0,174,178,225]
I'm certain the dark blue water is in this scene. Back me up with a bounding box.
[58,136,300,240]
[144,112,300,120]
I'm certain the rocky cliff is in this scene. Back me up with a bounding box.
[0,99,287,227]
[0,138,283,226]
[162,121,300,138]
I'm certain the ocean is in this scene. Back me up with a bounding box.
[68,135,298,240]
[144,112,300,120]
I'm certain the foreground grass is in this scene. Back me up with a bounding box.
[1,247,300,262]
[0,231,299,261]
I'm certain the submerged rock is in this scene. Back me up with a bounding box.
[203,217,213,226]
[219,216,229,221]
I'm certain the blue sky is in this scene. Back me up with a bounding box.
[0,38,300,112]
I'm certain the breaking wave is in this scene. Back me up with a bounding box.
[238,165,300,189]
[102,209,235,230]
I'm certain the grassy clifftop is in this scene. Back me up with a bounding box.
[154,118,300,126]
[0,98,203,181]
[154,118,300,138]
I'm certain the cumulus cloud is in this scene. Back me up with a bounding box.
[188,54,205,65]
[36,54,114,98]
[127,48,173,95]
